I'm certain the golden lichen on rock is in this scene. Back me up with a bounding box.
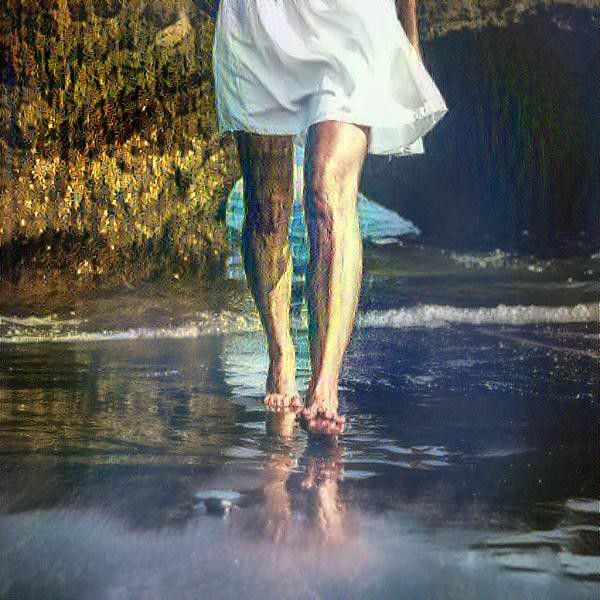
[0,0,238,286]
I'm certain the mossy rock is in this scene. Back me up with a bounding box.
[0,0,239,284]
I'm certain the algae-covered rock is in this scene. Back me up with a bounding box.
[0,0,238,286]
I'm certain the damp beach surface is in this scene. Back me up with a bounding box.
[1,238,598,599]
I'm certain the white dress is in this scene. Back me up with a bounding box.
[212,0,448,157]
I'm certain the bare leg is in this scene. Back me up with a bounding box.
[235,132,301,409]
[300,121,369,434]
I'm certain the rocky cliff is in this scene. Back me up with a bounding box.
[1,0,597,298]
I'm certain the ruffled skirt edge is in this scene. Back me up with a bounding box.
[214,101,449,158]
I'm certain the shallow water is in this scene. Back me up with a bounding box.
[1,239,598,599]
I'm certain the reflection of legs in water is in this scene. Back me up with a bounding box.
[255,412,299,542]
[265,408,299,441]
[300,121,369,435]
[235,132,302,410]
[302,442,347,544]
[243,416,349,545]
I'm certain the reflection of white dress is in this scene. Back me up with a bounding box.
[212,0,448,157]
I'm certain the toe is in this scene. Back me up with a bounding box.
[313,418,330,433]
[311,421,326,433]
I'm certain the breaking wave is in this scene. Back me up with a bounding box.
[0,311,262,344]
[358,302,598,328]
[0,302,597,344]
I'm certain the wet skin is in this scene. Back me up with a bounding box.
[235,121,368,435]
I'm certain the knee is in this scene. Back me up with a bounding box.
[306,158,359,224]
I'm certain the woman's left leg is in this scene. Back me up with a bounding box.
[235,131,301,409]
[301,120,369,434]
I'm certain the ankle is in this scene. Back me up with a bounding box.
[306,384,338,406]
[270,346,296,366]
[308,374,338,396]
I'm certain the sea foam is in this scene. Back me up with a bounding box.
[358,302,598,328]
[0,303,596,344]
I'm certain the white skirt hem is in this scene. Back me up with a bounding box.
[212,0,449,158]
[215,104,448,158]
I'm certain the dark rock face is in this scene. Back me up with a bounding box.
[362,3,598,255]
[420,0,595,38]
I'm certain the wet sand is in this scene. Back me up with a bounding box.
[1,239,598,598]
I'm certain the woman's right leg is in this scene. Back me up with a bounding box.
[235,131,301,408]
[300,120,369,434]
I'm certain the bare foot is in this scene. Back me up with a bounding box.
[263,354,303,411]
[298,385,346,435]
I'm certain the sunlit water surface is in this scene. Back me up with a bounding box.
[1,240,598,599]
